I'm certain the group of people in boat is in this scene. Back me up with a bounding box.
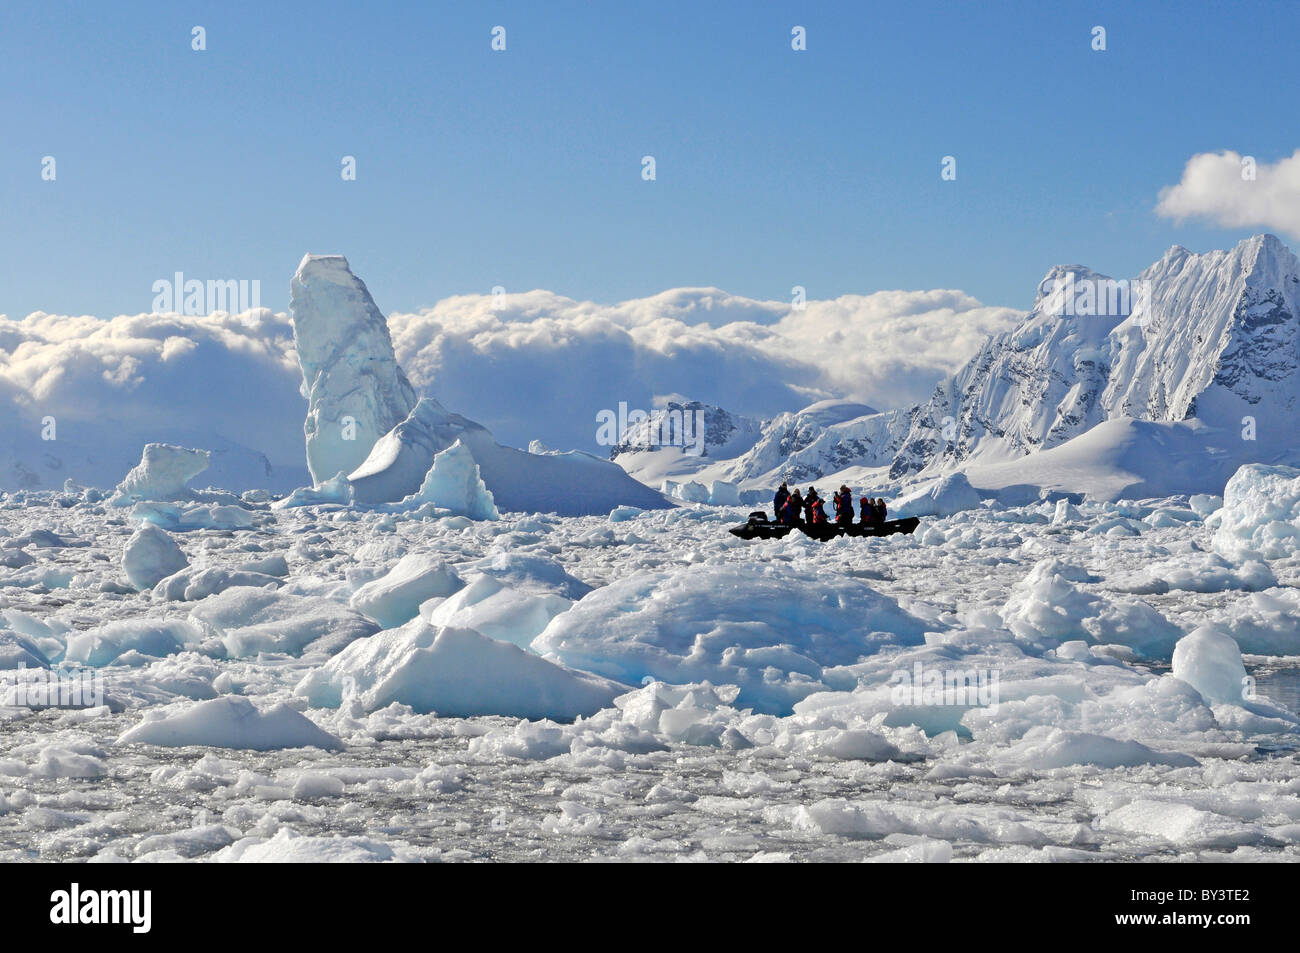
[773,482,889,528]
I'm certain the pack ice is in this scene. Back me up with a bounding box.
[4,242,1300,862]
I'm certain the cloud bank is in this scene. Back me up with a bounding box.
[388,287,1022,450]
[1157,150,1300,238]
[0,286,1022,486]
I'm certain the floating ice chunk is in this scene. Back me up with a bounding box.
[1189,494,1223,518]
[295,622,625,720]
[239,554,289,577]
[1205,589,1300,655]
[1171,627,1249,706]
[216,828,417,862]
[122,523,188,591]
[117,696,343,750]
[420,576,572,649]
[291,772,346,799]
[707,481,741,506]
[64,619,200,666]
[609,506,644,522]
[349,554,464,629]
[290,254,418,485]
[1000,559,1101,645]
[1212,464,1300,561]
[864,837,953,863]
[892,472,981,519]
[176,504,255,530]
[999,557,1179,656]
[395,439,498,520]
[0,631,50,669]
[1144,507,1200,528]
[532,565,930,714]
[153,568,282,602]
[1115,552,1276,594]
[272,473,354,509]
[662,480,710,504]
[110,444,210,506]
[1000,726,1198,770]
[1098,800,1261,848]
[1052,499,1083,525]
[189,587,379,658]
[468,551,592,600]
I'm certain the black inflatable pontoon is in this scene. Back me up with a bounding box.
[728,511,921,541]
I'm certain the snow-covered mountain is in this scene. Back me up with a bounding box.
[608,401,765,485]
[890,234,1300,484]
[644,235,1300,502]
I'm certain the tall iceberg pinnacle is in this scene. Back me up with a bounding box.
[289,254,418,484]
[284,253,673,516]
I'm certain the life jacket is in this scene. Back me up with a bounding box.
[809,500,826,523]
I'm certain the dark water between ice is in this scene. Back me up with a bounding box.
[1252,662,1300,714]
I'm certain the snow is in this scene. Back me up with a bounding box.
[110,444,211,505]
[348,554,464,629]
[1171,627,1249,706]
[296,622,624,720]
[1212,464,1300,561]
[117,696,343,751]
[121,523,188,591]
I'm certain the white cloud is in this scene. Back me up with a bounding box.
[389,288,1022,451]
[1157,150,1300,236]
[0,309,304,466]
[0,286,1022,474]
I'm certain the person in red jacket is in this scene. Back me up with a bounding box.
[805,488,827,525]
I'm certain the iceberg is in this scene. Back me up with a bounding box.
[110,444,211,506]
[290,254,419,485]
[287,254,672,516]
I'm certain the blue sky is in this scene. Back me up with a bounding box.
[2,0,1297,318]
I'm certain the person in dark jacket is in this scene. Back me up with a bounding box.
[859,494,874,525]
[833,485,854,526]
[876,498,889,523]
[774,482,790,521]
[784,488,804,525]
